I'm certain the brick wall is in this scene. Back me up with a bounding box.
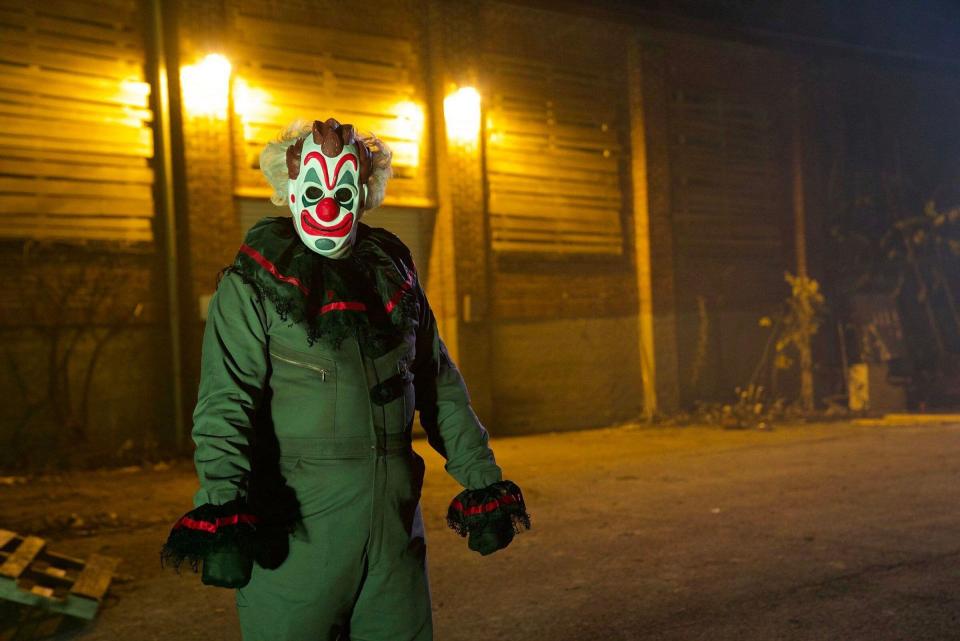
[0,243,170,469]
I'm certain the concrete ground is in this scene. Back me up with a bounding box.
[1,420,959,641]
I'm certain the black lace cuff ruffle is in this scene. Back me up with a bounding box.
[160,495,258,573]
[446,480,531,538]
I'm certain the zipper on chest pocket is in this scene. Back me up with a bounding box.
[269,350,332,382]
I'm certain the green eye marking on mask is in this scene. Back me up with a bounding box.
[335,171,355,187]
[314,238,336,251]
[304,167,322,184]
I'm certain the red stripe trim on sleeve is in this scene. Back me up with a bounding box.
[451,493,520,517]
[173,513,259,533]
[319,301,367,314]
[384,272,415,313]
[239,244,310,296]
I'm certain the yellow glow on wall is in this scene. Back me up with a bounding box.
[391,100,425,168]
[233,77,278,139]
[444,86,481,144]
[396,100,425,136]
[118,79,151,106]
[234,78,265,120]
[180,54,232,118]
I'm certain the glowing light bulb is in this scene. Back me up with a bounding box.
[444,86,481,144]
[181,53,232,118]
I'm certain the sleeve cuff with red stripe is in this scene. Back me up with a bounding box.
[446,480,531,539]
[160,494,259,573]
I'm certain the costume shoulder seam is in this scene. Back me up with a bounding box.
[241,215,293,249]
[366,226,415,265]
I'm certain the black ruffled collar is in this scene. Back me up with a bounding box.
[221,216,417,356]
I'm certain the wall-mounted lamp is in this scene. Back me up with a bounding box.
[180,53,232,118]
[443,86,481,144]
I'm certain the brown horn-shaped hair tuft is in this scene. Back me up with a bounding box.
[285,137,305,180]
[313,118,344,157]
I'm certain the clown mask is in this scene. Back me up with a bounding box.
[286,119,372,258]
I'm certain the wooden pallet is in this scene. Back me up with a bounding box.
[0,529,119,620]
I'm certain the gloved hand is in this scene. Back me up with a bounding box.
[446,480,531,555]
[202,540,254,588]
[161,495,258,588]
[467,514,517,556]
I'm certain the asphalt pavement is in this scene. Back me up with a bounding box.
[1,420,958,640]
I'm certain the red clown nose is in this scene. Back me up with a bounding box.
[315,198,339,222]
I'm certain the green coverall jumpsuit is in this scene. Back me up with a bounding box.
[191,223,504,641]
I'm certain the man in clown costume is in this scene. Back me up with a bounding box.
[161,118,529,641]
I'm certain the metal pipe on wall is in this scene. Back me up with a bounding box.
[148,0,186,450]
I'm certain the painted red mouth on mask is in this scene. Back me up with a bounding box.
[300,211,354,237]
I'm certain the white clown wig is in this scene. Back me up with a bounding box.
[259,119,393,211]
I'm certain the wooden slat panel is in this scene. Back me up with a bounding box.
[482,19,628,257]
[0,115,152,149]
[492,265,636,317]
[489,193,621,223]
[668,81,785,247]
[0,177,152,200]
[0,215,152,228]
[0,530,16,549]
[30,0,139,26]
[41,549,86,568]
[231,12,432,207]
[490,215,622,238]
[0,216,153,242]
[0,133,152,158]
[237,67,416,103]
[492,238,623,256]
[0,93,152,126]
[0,43,142,81]
[491,227,621,245]
[0,158,153,184]
[0,24,144,64]
[242,115,419,146]
[488,135,622,158]
[0,536,44,578]
[487,158,621,185]
[0,7,143,48]
[0,0,155,244]
[70,553,119,600]
[487,174,610,200]
[0,67,151,108]
[234,44,411,87]
[234,14,413,60]
[0,196,153,216]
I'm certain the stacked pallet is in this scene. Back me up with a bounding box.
[0,529,119,621]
